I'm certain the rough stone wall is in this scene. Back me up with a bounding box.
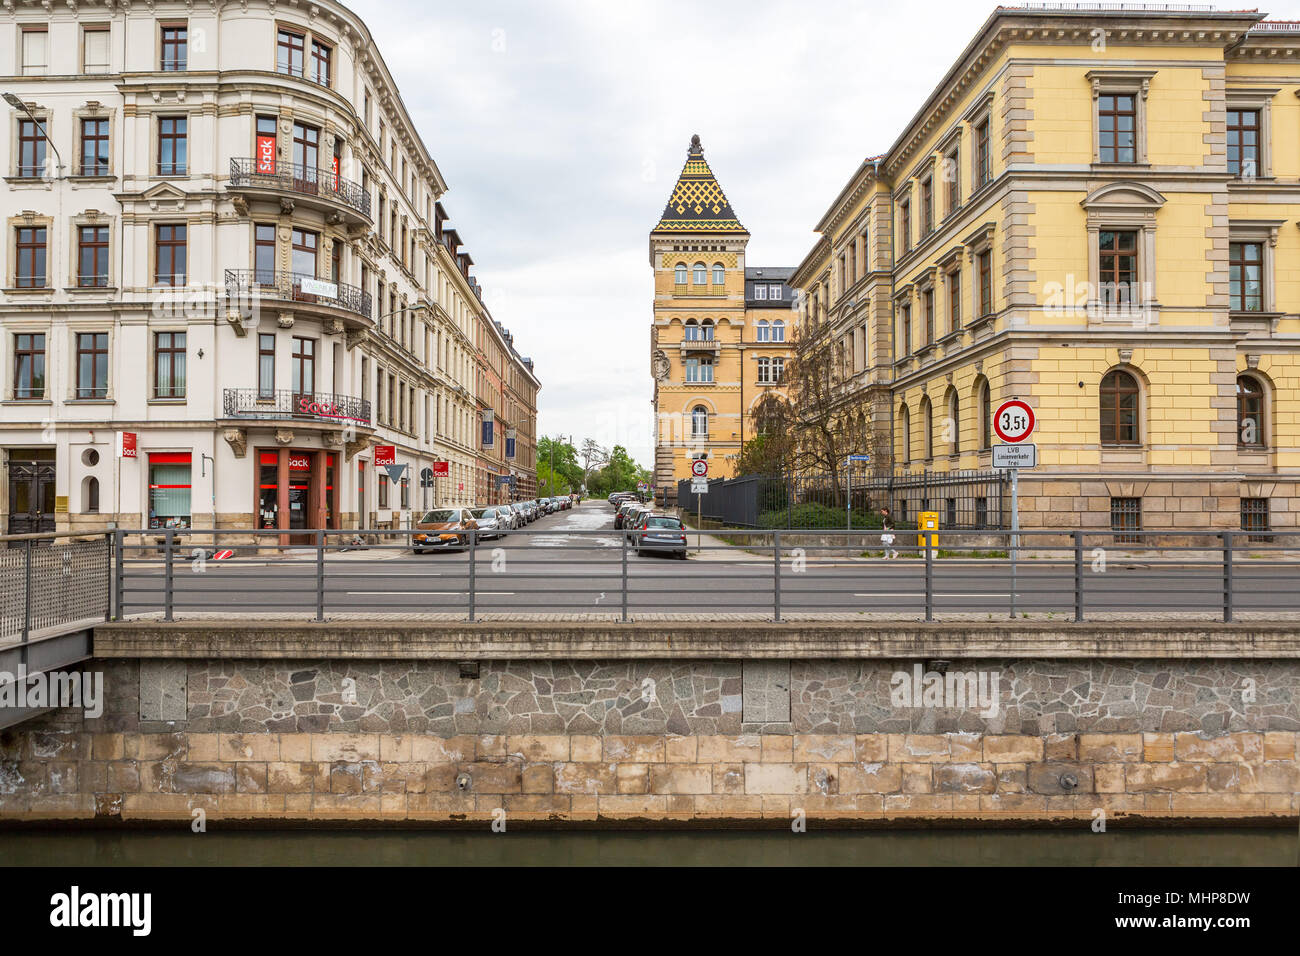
[2,658,1295,824]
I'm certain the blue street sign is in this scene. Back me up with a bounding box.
[848,454,871,462]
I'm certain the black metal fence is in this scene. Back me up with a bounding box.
[104,526,1300,624]
[677,468,1009,530]
[229,157,371,219]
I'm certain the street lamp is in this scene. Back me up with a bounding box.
[3,92,64,178]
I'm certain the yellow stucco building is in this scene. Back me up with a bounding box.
[650,135,795,500]
[789,6,1300,535]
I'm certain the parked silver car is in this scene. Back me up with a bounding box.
[469,506,507,539]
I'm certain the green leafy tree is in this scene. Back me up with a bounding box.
[537,436,583,494]
[586,445,651,496]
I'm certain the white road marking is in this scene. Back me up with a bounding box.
[854,592,1011,598]
[346,590,514,596]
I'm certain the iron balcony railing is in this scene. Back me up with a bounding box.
[224,269,373,321]
[222,388,372,425]
[229,157,371,219]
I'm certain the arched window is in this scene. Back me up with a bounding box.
[684,318,698,341]
[83,476,100,514]
[900,404,911,464]
[921,396,933,460]
[674,263,687,284]
[691,405,708,439]
[712,264,725,285]
[693,262,707,285]
[1237,374,1265,448]
[756,319,770,342]
[977,378,991,450]
[947,389,960,455]
[701,319,714,341]
[1100,369,1140,445]
[771,319,786,342]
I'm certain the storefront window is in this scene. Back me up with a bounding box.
[148,453,191,529]
[258,452,279,529]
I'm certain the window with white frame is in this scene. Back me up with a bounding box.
[755,319,769,342]
[753,284,767,301]
[685,357,713,383]
[692,262,707,285]
[769,284,782,300]
[771,319,785,342]
[21,27,47,75]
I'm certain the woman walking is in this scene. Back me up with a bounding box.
[879,507,898,559]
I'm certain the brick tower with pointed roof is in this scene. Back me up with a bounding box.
[651,135,782,505]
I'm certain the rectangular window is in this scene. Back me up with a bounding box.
[154,331,186,398]
[378,473,389,509]
[1098,230,1137,309]
[13,333,45,399]
[277,29,305,77]
[757,357,771,384]
[76,331,109,399]
[292,337,316,395]
[148,455,191,529]
[254,223,276,283]
[77,225,109,287]
[80,118,110,175]
[944,147,960,214]
[311,39,331,86]
[160,25,187,71]
[291,228,318,277]
[83,26,110,73]
[978,250,992,317]
[923,289,934,345]
[255,115,277,173]
[685,357,713,383]
[1110,497,1141,545]
[1241,497,1271,543]
[258,333,276,398]
[921,178,933,237]
[15,226,47,288]
[975,119,990,186]
[1098,94,1136,163]
[21,27,47,75]
[18,119,46,177]
[154,224,187,285]
[770,284,782,301]
[753,284,767,301]
[901,303,912,356]
[1228,241,1263,312]
[772,357,785,383]
[157,116,187,175]
[948,271,961,332]
[900,199,911,253]
[1227,109,1260,177]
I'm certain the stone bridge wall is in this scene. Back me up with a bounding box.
[2,656,1296,825]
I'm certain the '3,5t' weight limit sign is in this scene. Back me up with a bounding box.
[993,399,1035,444]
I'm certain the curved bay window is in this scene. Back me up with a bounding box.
[1100,368,1139,445]
[1237,375,1265,448]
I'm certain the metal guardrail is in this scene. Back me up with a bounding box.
[222,388,372,425]
[229,157,371,219]
[224,269,372,321]
[105,525,1300,624]
[0,532,112,644]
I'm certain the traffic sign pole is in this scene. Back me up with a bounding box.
[1010,465,1018,619]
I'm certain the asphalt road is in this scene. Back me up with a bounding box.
[115,501,1299,618]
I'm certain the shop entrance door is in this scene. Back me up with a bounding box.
[288,455,312,545]
[7,456,56,536]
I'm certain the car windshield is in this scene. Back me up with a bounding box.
[470,508,494,518]
[420,510,458,522]
[646,517,682,529]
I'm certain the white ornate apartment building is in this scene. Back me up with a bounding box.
[0,0,539,541]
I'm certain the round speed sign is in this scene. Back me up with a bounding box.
[993,399,1035,444]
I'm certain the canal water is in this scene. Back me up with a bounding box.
[1,828,1294,866]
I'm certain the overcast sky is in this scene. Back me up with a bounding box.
[347,0,1009,467]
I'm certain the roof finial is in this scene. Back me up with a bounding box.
[689,133,702,155]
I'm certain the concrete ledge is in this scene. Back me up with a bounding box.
[92,619,1300,660]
